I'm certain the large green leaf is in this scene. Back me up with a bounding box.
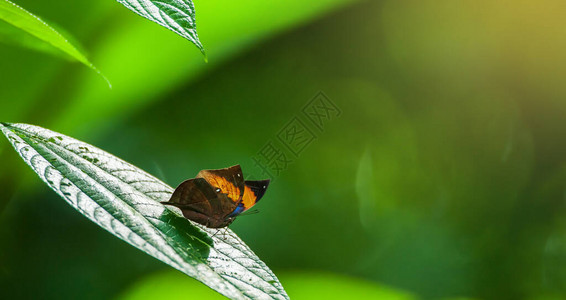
[115,0,204,55]
[0,0,106,82]
[0,122,288,300]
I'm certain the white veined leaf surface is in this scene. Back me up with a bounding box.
[115,0,205,56]
[0,122,287,300]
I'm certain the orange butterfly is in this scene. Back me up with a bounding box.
[161,165,269,228]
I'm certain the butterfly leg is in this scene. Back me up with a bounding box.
[211,228,221,239]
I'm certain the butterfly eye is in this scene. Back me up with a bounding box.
[215,188,221,193]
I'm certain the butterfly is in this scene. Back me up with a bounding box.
[161,165,270,228]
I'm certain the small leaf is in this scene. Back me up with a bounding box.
[0,123,288,300]
[0,0,109,85]
[115,0,205,57]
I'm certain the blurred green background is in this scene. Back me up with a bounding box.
[2,0,566,299]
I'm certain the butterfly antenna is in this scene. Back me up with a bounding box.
[152,161,168,182]
[239,209,260,216]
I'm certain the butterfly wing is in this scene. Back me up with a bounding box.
[228,179,270,217]
[238,179,270,213]
[162,178,237,227]
[164,178,217,215]
[196,165,245,204]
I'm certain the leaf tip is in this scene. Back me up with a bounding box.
[88,65,112,89]
[201,49,208,63]
[100,73,112,89]
[193,39,206,62]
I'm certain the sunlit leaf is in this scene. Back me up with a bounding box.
[115,0,205,56]
[118,270,417,300]
[0,20,64,57]
[280,272,416,300]
[0,122,288,300]
[0,0,107,84]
